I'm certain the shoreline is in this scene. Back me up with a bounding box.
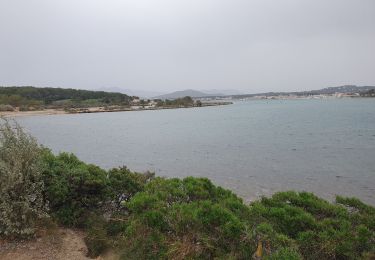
[0,102,232,117]
[0,109,67,117]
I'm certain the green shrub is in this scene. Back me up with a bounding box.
[0,119,47,238]
[121,221,167,260]
[84,214,110,258]
[266,247,302,260]
[107,166,154,208]
[106,213,129,237]
[41,150,109,226]
[41,150,154,226]
[121,178,254,259]
[250,191,375,259]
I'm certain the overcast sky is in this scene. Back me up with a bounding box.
[1,0,374,93]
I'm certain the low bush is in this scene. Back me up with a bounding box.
[249,191,375,259]
[107,167,154,209]
[40,150,153,227]
[0,119,47,238]
[84,214,110,257]
[41,150,109,226]
[113,185,374,259]
[0,104,15,111]
[120,177,255,259]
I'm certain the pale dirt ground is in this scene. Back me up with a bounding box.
[0,228,119,260]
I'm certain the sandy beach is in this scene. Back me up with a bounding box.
[0,109,68,117]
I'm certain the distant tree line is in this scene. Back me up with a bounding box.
[0,86,132,111]
[155,96,200,107]
[360,89,375,97]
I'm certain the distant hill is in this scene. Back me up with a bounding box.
[97,87,165,98]
[230,85,375,99]
[97,88,243,98]
[155,85,375,100]
[154,89,217,99]
[201,89,243,96]
[302,85,375,95]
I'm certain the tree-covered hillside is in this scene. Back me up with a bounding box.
[0,86,132,111]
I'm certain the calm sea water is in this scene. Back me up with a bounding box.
[17,99,375,205]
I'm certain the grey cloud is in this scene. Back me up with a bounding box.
[1,0,374,93]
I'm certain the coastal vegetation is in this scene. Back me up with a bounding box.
[0,119,374,259]
[0,86,132,111]
[0,87,228,115]
[155,96,201,108]
[360,89,375,97]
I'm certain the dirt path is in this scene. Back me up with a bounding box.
[0,228,89,260]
